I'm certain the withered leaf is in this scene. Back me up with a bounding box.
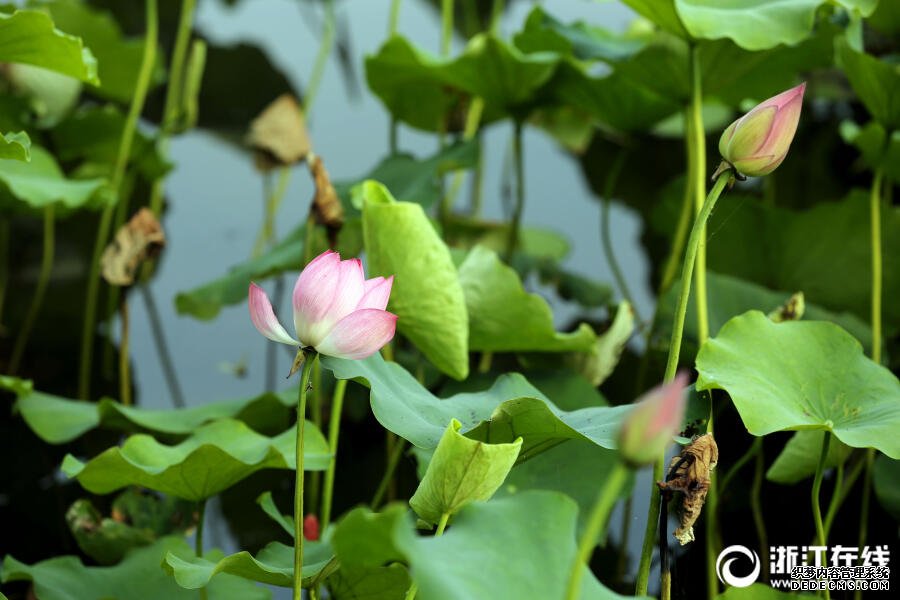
[308,154,344,230]
[657,433,719,546]
[246,94,311,170]
[101,208,165,286]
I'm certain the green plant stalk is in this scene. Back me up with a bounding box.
[470,134,484,216]
[600,151,639,320]
[308,359,323,514]
[490,0,504,33]
[870,166,884,364]
[372,435,407,510]
[293,353,316,600]
[750,437,769,581]
[441,0,453,56]
[635,171,731,596]
[565,462,629,600]
[660,114,696,293]
[253,168,292,258]
[140,285,185,407]
[196,499,207,600]
[9,206,54,374]
[854,448,874,600]
[78,0,158,400]
[822,460,843,539]
[505,121,525,263]
[320,378,347,529]
[719,435,757,492]
[303,0,335,118]
[442,96,484,222]
[389,0,402,35]
[118,292,132,406]
[405,512,451,600]
[824,453,866,538]
[812,431,831,600]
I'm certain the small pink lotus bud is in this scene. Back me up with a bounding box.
[718,83,805,177]
[303,514,320,541]
[617,373,689,467]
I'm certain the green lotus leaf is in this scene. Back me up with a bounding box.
[326,564,409,600]
[320,352,633,458]
[840,121,900,182]
[1,537,268,599]
[621,0,689,38]
[696,311,900,458]
[836,37,900,130]
[393,491,651,600]
[61,419,330,501]
[459,245,596,353]
[362,181,470,380]
[766,430,853,485]
[164,539,335,589]
[0,145,109,212]
[331,504,408,569]
[0,130,30,161]
[0,9,98,83]
[3,375,295,443]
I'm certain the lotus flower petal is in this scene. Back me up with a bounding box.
[293,250,342,339]
[314,308,398,360]
[357,276,394,311]
[617,372,689,467]
[248,283,299,346]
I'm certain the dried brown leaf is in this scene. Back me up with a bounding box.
[100,208,165,286]
[308,154,344,230]
[657,433,719,545]
[246,94,311,170]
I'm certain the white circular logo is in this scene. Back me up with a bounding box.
[716,545,761,588]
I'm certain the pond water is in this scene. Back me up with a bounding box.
[118,0,660,595]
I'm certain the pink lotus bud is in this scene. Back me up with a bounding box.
[718,83,805,177]
[248,250,397,360]
[303,514,320,541]
[617,373,689,467]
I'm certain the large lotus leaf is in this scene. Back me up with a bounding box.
[873,454,900,521]
[32,0,165,102]
[3,375,294,443]
[621,0,689,38]
[0,9,98,83]
[766,430,854,485]
[513,6,650,62]
[497,440,633,542]
[336,140,478,213]
[657,272,873,352]
[393,491,650,600]
[51,105,171,181]
[841,121,900,183]
[61,419,330,501]
[320,352,632,457]
[410,419,521,524]
[836,38,900,130]
[362,181,469,380]
[0,145,109,212]
[175,220,362,320]
[365,34,557,131]
[0,130,30,161]
[674,0,822,50]
[164,540,334,589]
[696,311,900,458]
[326,564,409,600]
[459,245,596,353]
[1,537,269,600]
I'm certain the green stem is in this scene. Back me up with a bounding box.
[308,359,323,515]
[566,462,629,600]
[824,452,865,538]
[441,0,453,56]
[635,171,731,596]
[196,499,207,600]
[118,291,132,406]
[470,134,484,216]
[812,431,831,600]
[660,115,696,293]
[321,378,347,529]
[490,0,503,33]
[303,0,335,117]
[442,96,483,220]
[389,0,402,35]
[0,219,8,326]
[405,512,451,600]
[78,0,158,399]
[9,206,54,374]
[372,435,407,510]
[600,151,638,319]
[822,459,843,539]
[139,285,185,407]
[254,168,292,258]
[870,167,884,364]
[719,436,757,493]
[856,449,874,594]
[750,437,768,581]
[505,121,525,263]
[293,353,316,600]
[477,351,493,374]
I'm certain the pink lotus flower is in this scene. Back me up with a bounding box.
[248,250,397,360]
[617,373,689,467]
[718,83,805,177]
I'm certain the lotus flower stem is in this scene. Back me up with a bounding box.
[659,119,695,293]
[490,0,504,33]
[751,437,769,581]
[308,360,324,514]
[371,436,407,510]
[9,206,55,374]
[118,292,132,406]
[600,150,639,322]
[293,352,316,600]
[635,170,731,595]
[78,0,158,399]
[389,0,402,35]
[565,462,629,600]
[196,499,208,600]
[812,431,832,600]
[404,511,451,600]
[320,378,347,529]
[505,121,525,263]
[441,0,453,56]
